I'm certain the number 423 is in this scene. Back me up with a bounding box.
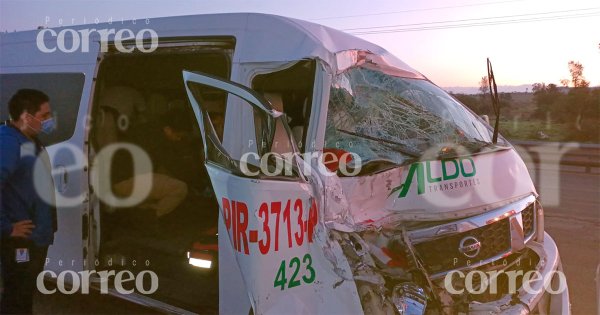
[274,254,316,290]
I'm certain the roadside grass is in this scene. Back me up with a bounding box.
[496,118,571,142]
[481,93,598,143]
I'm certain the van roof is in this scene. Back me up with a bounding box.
[1,12,419,74]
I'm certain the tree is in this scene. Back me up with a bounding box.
[547,84,559,95]
[532,82,546,94]
[562,61,597,140]
[531,82,562,119]
[567,61,589,88]
[529,61,598,142]
[478,76,489,95]
[478,76,490,114]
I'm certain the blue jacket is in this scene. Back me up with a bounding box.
[1,124,57,246]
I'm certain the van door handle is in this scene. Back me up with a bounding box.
[55,165,68,193]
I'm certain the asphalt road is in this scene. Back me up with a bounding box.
[535,168,600,315]
[31,167,600,314]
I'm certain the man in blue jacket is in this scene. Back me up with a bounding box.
[1,89,57,314]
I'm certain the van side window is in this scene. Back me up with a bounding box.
[252,60,316,154]
[0,73,85,146]
[186,82,282,178]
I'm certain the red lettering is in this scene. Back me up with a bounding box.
[232,201,238,252]
[271,201,282,252]
[283,200,292,248]
[307,198,318,243]
[222,197,318,255]
[236,201,249,255]
[249,230,258,243]
[258,202,270,255]
[294,199,304,246]
[221,197,231,231]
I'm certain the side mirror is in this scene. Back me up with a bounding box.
[480,114,490,125]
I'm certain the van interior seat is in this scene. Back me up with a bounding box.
[95,86,145,149]
[263,92,293,154]
[289,96,309,147]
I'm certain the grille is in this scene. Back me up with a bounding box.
[413,219,511,274]
[522,204,535,238]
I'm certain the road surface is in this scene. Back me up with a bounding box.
[536,168,600,315]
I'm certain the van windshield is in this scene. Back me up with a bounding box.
[325,66,508,171]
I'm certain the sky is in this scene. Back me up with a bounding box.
[1,0,599,88]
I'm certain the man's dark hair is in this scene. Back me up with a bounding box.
[161,108,193,132]
[8,89,49,120]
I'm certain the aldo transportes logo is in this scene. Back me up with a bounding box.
[390,157,477,198]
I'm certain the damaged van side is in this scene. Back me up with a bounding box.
[1,13,569,314]
[181,16,570,315]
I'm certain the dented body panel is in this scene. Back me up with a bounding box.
[0,12,569,314]
[340,148,536,225]
[179,13,569,315]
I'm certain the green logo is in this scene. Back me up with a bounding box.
[390,157,476,198]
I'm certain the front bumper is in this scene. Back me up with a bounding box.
[467,232,570,315]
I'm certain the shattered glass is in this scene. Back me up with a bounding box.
[325,66,500,168]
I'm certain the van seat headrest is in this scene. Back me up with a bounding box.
[98,86,144,119]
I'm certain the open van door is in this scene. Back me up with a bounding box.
[182,71,362,314]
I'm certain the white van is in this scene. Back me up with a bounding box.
[1,13,569,314]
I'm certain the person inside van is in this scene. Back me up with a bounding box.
[112,109,193,222]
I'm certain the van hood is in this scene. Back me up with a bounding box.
[330,148,536,229]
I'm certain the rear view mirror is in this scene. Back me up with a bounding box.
[480,114,490,125]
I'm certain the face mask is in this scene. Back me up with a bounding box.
[24,113,52,135]
[40,118,55,134]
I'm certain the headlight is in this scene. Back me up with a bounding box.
[535,199,545,242]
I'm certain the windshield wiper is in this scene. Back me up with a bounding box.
[444,138,510,157]
[336,129,420,158]
[487,58,501,144]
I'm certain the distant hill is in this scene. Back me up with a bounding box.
[444,85,598,95]
[443,84,532,94]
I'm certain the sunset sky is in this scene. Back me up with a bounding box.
[1,0,599,88]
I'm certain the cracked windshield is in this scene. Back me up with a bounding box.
[325,65,506,168]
